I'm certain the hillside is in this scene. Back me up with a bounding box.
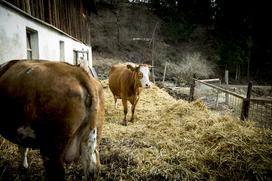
[90,2,217,84]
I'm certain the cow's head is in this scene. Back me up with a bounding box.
[127,64,152,88]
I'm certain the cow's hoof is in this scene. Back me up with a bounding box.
[122,121,128,126]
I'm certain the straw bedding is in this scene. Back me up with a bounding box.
[0,80,271,180]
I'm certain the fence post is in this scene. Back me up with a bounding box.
[240,81,253,120]
[162,62,167,85]
[189,75,196,102]
[225,70,229,85]
[215,80,221,109]
[225,70,229,105]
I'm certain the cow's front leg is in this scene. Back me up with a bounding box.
[122,98,128,126]
[19,147,29,169]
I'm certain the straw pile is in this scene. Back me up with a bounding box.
[1,80,271,180]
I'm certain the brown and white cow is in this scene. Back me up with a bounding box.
[0,59,104,181]
[108,63,152,126]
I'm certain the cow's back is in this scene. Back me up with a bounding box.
[0,60,101,153]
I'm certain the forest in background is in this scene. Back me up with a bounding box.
[91,0,272,84]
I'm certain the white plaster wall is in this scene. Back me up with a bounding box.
[0,3,92,66]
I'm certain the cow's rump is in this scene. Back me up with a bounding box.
[0,59,104,180]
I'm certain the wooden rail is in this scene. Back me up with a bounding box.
[193,78,245,99]
[190,78,271,124]
[250,97,272,103]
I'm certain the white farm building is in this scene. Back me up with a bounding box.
[0,0,96,66]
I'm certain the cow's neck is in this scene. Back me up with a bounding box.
[130,71,141,91]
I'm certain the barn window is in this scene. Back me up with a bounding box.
[73,50,78,65]
[73,49,89,65]
[26,28,39,59]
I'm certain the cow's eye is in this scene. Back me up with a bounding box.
[138,72,143,79]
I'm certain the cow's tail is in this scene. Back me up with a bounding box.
[77,71,104,180]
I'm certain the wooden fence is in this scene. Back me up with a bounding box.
[189,78,272,128]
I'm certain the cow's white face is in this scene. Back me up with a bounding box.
[138,66,151,88]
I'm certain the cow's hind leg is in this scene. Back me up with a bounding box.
[41,150,65,181]
[130,97,139,123]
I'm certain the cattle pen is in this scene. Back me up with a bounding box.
[189,78,272,128]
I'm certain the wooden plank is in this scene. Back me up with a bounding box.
[227,85,272,89]
[194,78,245,99]
[201,78,220,83]
[41,0,45,21]
[48,0,52,24]
[250,98,272,103]
[25,0,30,13]
[89,66,98,80]
[68,0,72,34]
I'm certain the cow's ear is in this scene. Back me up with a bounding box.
[127,64,136,71]
[148,65,154,72]
[135,66,140,72]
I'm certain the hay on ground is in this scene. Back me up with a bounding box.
[0,80,271,180]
